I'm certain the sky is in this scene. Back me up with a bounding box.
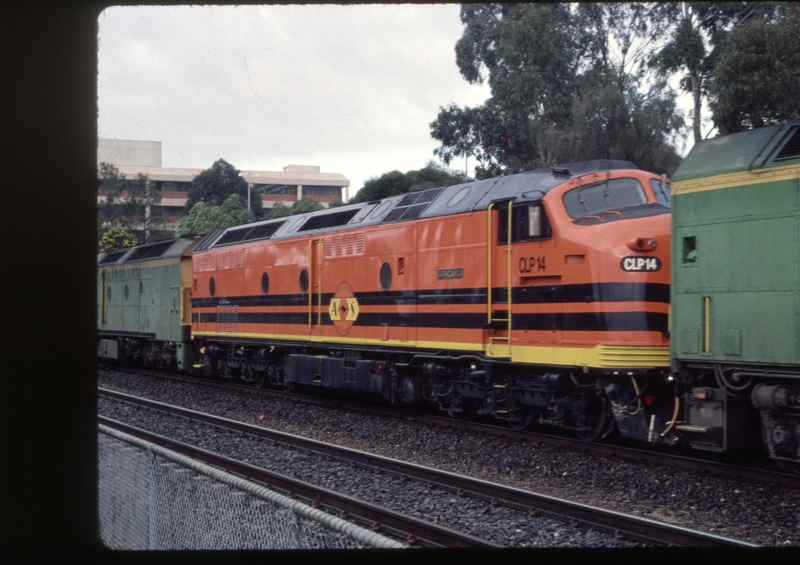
[97,4,494,199]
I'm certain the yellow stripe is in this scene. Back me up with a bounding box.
[510,343,669,368]
[192,331,669,369]
[673,163,799,195]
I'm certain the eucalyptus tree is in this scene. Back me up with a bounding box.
[707,6,800,134]
[431,3,685,178]
[649,2,779,142]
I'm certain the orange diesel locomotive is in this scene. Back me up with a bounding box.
[190,160,673,443]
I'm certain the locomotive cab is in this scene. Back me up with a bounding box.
[477,165,674,441]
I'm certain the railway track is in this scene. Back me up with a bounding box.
[100,364,800,489]
[99,387,760,547]
[100,416,496,548]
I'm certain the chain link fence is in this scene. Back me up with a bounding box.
[98,425,407,550]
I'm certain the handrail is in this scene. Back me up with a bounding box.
[506,200,512,341]
[101,270,107,324]
[308,239,314,330]
[307,238,324,330]
[317,239,322,327]
[487,203,494,324]
[486,201,514,356]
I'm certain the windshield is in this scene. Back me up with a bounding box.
[651,178,671,208]
[562,178,648,219]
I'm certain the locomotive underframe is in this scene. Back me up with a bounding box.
[674,361,800,466]
[194,335,677,443]
[98,332,188,371]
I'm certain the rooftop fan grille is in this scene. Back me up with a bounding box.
[773,126,800,162]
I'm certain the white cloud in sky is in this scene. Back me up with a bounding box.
[97,4,492,197]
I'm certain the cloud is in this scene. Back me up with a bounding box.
[98,4,491,195]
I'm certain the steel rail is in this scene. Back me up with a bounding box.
[99,415,503,549]
[99,388,760,547]
[100,364,800,488]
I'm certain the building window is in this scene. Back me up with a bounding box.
[257,184,296,195]
[303,186,342,197]
[160,181,190,193]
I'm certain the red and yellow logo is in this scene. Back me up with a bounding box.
[328,281,359,335]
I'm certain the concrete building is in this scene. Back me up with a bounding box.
[98,139,350,236]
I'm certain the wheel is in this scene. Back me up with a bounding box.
[575,393,614,441]
[253,370,266,389]
[240,362,255,385]
[507,406,535,431]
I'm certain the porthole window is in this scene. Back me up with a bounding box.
[261,272,269,295]
[209,277,216,297]
[447,186,470,208]
[370,201,392,219]
[380,262,392,291]
[299,269,309,294]
[286,216,305,233]
[107,286,112,302]
[124,285,129,301]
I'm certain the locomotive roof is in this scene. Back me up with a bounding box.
[673,119,800,182]
[97,237,198,266]
[196,159,638,251]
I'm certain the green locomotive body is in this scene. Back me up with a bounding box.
[671,121,800,466]
[98,238,197,371]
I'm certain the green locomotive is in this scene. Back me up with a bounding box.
[98,238,198,371]
[671,121,800,469]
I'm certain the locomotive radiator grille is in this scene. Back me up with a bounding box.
[324,234,365,258]
[596,345,670,368]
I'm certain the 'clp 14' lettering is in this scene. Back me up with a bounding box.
[621,256,661,272]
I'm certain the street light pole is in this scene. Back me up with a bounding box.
[239,172,252,219]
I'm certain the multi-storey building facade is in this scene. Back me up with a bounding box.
[98,139,350,236]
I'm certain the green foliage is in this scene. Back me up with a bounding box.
[648,2,779,141]
[350,162,468,203]
[99,226,137,252]
[175,194,251,237]
[539,73,685,174]
[186,159,263,219]
[708,9,800,134]
[431,100,532,179]
[291,199,326,215]
[97,162,161,242]
[432,3,686,178]
[269,202,291,218]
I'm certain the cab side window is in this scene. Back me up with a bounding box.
[498,203,552,244]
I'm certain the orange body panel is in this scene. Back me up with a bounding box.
[192,168,670,370]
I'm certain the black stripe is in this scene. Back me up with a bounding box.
[192,311,667,334]
[506,282,669,305]
[191,282,669,309]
